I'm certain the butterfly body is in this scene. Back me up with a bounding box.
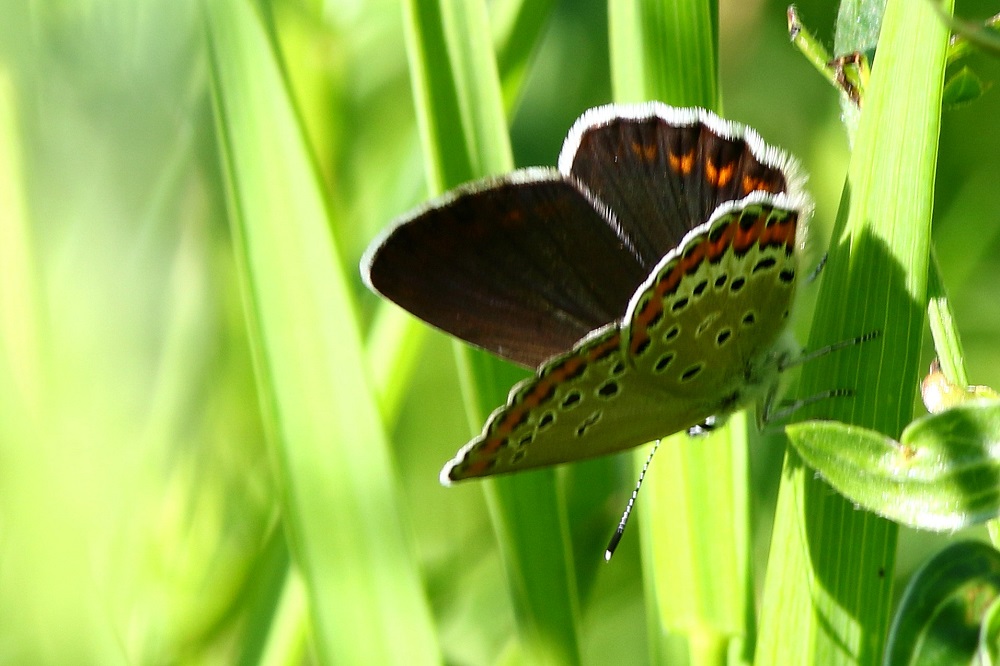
[361,102,811,484]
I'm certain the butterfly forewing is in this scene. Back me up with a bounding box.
[363,169,647,368]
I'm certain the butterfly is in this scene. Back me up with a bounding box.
[361,102,812,484]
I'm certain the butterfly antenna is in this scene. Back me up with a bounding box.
[605,440,660,562]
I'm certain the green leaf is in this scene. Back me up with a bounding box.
[787,399,1000,530]
[942,66,987,108]
[205,1,439,662]
[491,0,557,108]
[884,541,1000,666]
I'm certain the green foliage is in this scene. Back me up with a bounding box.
[885,541,1000,666]
[789,400,1000,530]
[2,0,1000,664]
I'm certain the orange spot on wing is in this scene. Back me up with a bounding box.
[480,332,623,447]
[760,215,797,249]
[742,174,784,195]
[699,211,800,268]
[629,329,650,355]
[678,241,707,274]
[462,460,492,476]
[705,161,735,188]
[587,333,621,361]
[669,151,695,175]
[706,222,736,261]
[734,213,767,253]
[631,141,658,163]
[741,175,761,194]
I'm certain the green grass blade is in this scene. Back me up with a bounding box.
[403,0,513,191]
[757,0,953,662]
[927,247,970,388]
[204,1,439,663]
[0,70,43,421]
[609,0,718,108]
[401,0,583,662]
[491,0,557,108]
[609,1,754,664]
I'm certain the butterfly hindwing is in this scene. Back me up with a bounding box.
[625,197,803,407]
[441,325,709,483]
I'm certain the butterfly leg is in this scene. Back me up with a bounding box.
[761,330,879,428]
[778,329,880,372]
[760,387,854,429]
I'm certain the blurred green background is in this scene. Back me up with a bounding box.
[0,0,998,663]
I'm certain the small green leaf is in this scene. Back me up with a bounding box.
[884,541,1000,666]
[942,66,987,108]
[787,399,1000,530]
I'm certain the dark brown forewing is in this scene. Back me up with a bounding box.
[362,170,646,368]
[564,111,789,268]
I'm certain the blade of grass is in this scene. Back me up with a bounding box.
[927,247,969,389]
[609,0,718,108]
[756,0,953,662]
[204,1,439,663]
[609,2,754,665]
[491,0,557,109]
[401,0,583,662]
[0,68,43,420]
